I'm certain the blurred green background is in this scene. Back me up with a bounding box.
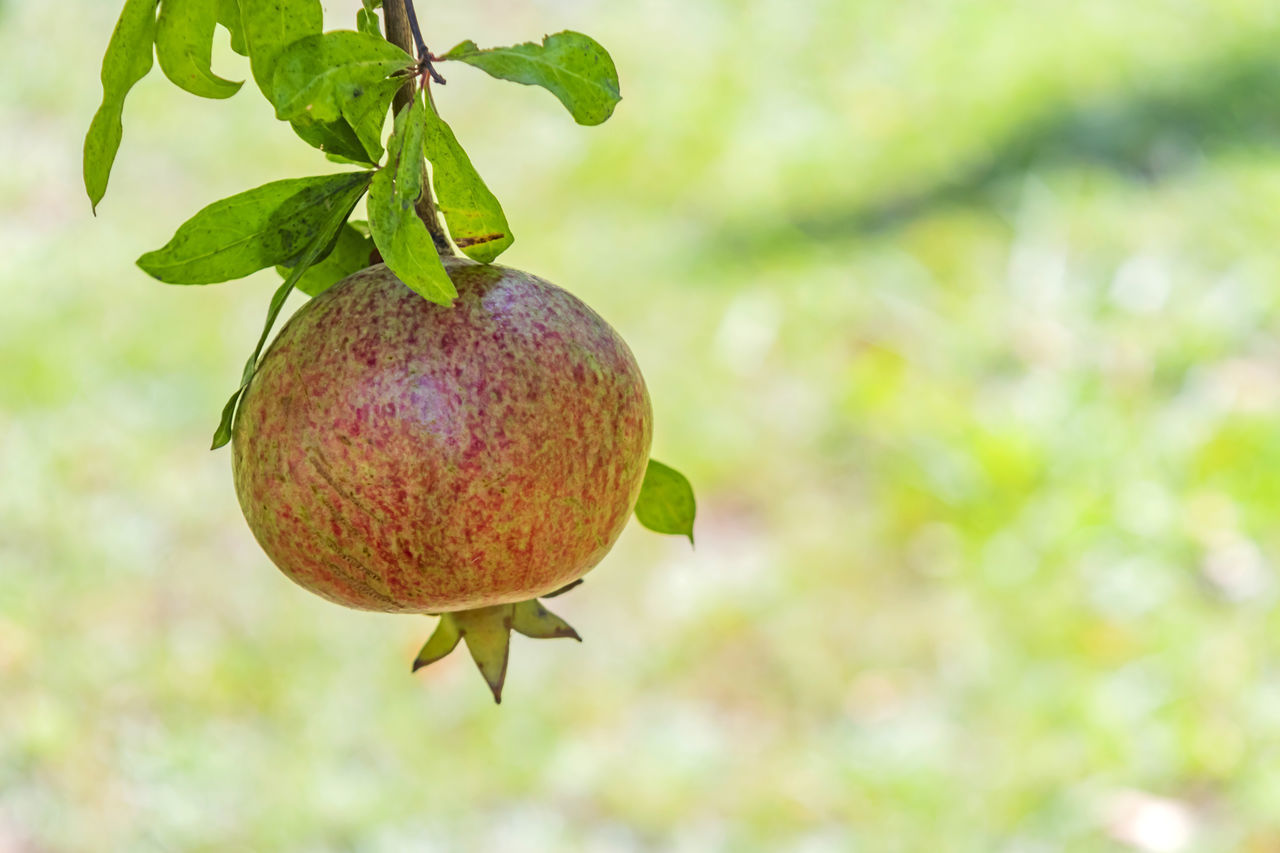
[5,0,1280,850]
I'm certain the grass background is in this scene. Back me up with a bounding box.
[5,0,1280,849]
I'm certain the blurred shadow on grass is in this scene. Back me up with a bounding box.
[800,49,1280,239]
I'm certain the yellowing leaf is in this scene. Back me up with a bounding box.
[422,99,513,263]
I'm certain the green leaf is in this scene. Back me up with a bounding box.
[634,459,696,544]
[422,98,513,263]
[83,0,159,212]
[276,222,374,296]
[215,0,247,55]
[238,0,321,98]
[368,93,456,305]
[138,171,372,284]
[290,114,376,164]
[271,31,410,162]
[356,0,380,37]
[155,0,243,99]
[324,149,379,167]
[442,31,621,126]
[210,178,369,449]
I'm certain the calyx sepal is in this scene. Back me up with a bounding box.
[412,597,581,703]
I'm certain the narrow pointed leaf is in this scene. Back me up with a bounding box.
[215,0,247,55]
[84,0,159,212]
[271,31,411,161]
[634,459,697,544]
[422,99,513,263]
[155,0,243,99]
[238,0,321,97]
[209,389,240,449]
[442,31,620,126]
[412,615,462,671]
[210,177,369,448]
[276,221,374,296]
[138,172,372,284]
[511,600,581,641]
[368,94,456,304]
[290,115,374,164]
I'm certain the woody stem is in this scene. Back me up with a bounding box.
[383,0,452,255]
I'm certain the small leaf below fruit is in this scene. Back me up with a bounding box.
[635,459,697,544]
[442,31,621,126]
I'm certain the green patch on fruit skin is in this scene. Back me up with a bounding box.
[414,598,581,703]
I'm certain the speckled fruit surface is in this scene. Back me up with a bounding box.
[231,258,653,613]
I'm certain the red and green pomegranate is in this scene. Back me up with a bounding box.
[84,0,693,702]
[231,258,653,700]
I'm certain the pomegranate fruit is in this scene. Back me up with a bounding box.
[231,257,653,700]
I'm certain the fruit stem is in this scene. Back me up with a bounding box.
[383,0,454,257]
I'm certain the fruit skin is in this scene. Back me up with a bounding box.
[231,257,652,613]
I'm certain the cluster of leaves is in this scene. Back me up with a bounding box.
[84,0,693,541]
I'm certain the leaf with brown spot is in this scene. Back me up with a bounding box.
[421,96,514,264]
[368,92,457,303]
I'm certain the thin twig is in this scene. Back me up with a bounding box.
[383,0,453,256]
[404,0,447,85]
[402,0,430,57]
